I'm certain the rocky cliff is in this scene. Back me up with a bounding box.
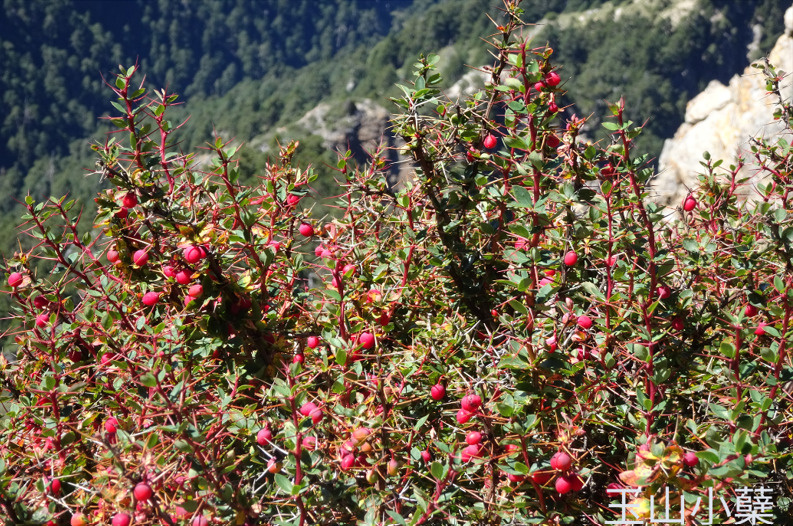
[656,4,793,205]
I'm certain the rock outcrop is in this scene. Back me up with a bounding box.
[655,4,793,205]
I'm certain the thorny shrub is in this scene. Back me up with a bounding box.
[2,1,793,525]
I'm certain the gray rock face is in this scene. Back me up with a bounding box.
[656,4,793,206]
[297,98,392,156]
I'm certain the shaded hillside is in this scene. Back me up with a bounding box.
[0,0,415,174]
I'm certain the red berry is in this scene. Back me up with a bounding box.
[192,517,209,526]
[546,134,560,148]
[307,336,320,349]
[755,322,767,336]
[105,417,118,434]
[607,482,624,492]
[421,450,431,462]
[300,402,318,416]
[531,471,553,485]
[550,451,572,471]
[461,394,482,412]
[683,196,697,211]
[175,269,192,285]
[351,427,371,444]
[314,246,324,257]
[430,384,446,401]
[548,102,558,113]
[49,478,61,494]
[188,284,203,298]
[507,473,525,483]
[456,408,473,424]
[7,272,22,288]
[534,81,546,91]
[671,316,684,331]
[463,443,481,460]
[299,223,314,237]
[163,264,176,277]
[266,458,281,474]
[359,332,375,350]
[310,408,323,424]
[564,251,578,266]
[122,193,138,208]
[683,452,699,467]
[71,513,88,526]
[341,453,356,471]
[184,245,203,264]
[256,428,272,446]
[142,292,160,306]
[36,313,49,328]
[343,263,357,276]
[577,315,593,330]
[115,207,128,219]
[293,354,304,365]
[544,71,561,86]
[107,250,120,263]
[466,431,482,445]
[378,311,390,326]
[286,194,301,207]
[466,149,476,163]
[133,483,153,502]
[555,474,573,494]
[601,164,615,178]
[657,285,672,299]
[571,473,585,491]
[302,436,317,450]
[132,250,149,266]
[483,135,497,149]
[745,304,758,317]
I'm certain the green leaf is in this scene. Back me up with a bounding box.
[274,473,294,494]
[696,450,720,464]
[386,511,406,526]
[174,440,192,453]
[709,404,731,420]
[512,186,534,208]
[580,282,603,299]
[682,239,699,252]
[335,349,347,366]
[139,373,158,388]
[430,462,443,480]
[509,300,529,315]
[719,341,736,359]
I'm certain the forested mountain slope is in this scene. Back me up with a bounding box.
[0,0,789,259]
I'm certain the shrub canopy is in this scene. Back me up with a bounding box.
[2,1,792,525]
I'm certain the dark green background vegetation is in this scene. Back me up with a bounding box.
[0,0,789,260]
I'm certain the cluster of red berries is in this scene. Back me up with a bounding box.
[299,401,324,425]
[456,393,482,424]
[113,192,138,220]
[534,71,561,92]
[549,451,585,494]
[460,429,483,462]
[339,427,374,471]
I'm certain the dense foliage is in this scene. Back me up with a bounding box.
[2,1,792,525]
